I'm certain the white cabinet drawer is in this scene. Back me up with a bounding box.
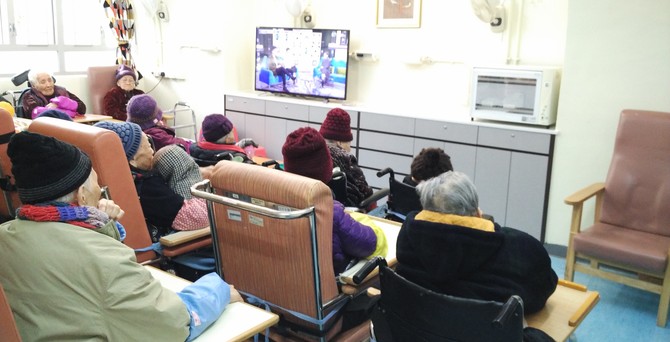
[478,127,552,154]
[359,112,415,135]
[225,95,265,114]
[359,131,414,155]
[266,101,309,121]
[415,119,478,144]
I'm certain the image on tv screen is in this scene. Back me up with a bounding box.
[255,27,350,101]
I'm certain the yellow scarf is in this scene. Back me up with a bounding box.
[415,210,495,232]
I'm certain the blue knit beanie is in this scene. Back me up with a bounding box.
[36,109,74,121]
[94,121,143,160]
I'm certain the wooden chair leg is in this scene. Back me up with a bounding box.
[657,255,670,327]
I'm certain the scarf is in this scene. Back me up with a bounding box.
[16,202,126,241]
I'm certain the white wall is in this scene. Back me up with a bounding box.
[9,1,669,247]
[545,0,670,245]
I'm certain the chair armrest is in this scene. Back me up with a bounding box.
[159,228,211,247]
[359,188,390,209]
[564,182,605,205]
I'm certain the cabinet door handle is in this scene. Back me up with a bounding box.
[510,134,516,138]
[443,125,448,130]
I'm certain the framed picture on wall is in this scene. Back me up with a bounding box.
[376,0,422,28]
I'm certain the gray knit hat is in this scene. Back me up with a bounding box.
[94,121,143,160]
[7,131,92,204]
[152,145,202,199]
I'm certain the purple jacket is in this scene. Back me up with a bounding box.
[331,200,377,275]
[144,125,192,154]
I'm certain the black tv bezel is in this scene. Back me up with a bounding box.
[254,26,351,102]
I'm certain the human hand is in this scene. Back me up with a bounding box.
[46,103,58,109]
[98,199,125,221]
[229,285,243,303]
[200,165,215,179]
[235,138,258,148]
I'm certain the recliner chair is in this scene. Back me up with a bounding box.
[192,161,374,341]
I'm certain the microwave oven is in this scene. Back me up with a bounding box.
[470,66,561,127]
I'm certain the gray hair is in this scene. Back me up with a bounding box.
[28,69,54,86]
[416,171,479,216]
[53,172,93,204]
[215,131,235,144]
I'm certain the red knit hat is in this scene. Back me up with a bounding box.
[319,108,352,142]
[282,127,333,184]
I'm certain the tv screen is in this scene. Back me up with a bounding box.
[255,27,350,101]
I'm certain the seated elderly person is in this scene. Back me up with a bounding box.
[103,64,145,121]
[282,127,388,275]
[396,171,558,315]
[319,108,373,208]
[126,94,192,153]
[189,113,258,165]
[0,131,241,341]
[403,147,454,187]
[22,69,86,119]
[95,121,208,241]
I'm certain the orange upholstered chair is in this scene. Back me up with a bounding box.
[564,109,670,326]
[28,117,157,263]
[192,161,371,341]
[0,110,22,220]
[0,284,22,342]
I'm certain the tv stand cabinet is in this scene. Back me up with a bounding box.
[224,93,556,242]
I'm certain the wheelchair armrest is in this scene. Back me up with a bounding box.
[359,188,390,209]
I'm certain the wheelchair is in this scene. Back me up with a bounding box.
[359,257,525,342]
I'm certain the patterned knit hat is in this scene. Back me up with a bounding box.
[153,145,202,199]
[126,94,163,130]
[36,109,74,121]
[282,127,333,184]
[94,121,143,160]
[8,131,92,204]
[319,108,353,142]
[115,64,137,81]
[410,147,453,182]
[201,114,234,143]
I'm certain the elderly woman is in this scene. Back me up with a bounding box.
[126,94,193,153]
[22,69,86,118]
[319,108,373,208]
[0,131,239,341]
[103,64,145,121]
[94,121,208,241]
[395,171,558,315]
[403,147,454,187]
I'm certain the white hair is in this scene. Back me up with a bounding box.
[28,69,54,86]
[416,171,479,217]
[53,173,93,204]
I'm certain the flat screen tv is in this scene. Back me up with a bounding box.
[255,27,350,101]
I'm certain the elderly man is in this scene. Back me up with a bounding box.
[0,131,240,341]
[21,69,86,118]
[396,171,558,315]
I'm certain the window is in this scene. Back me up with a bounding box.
[0,0,118,76]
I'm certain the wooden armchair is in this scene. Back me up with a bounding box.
[192,161,371,341]
[564,109,670,327]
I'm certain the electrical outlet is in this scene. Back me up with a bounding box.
[152,71,166,77]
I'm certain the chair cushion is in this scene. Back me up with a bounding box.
[574,222,670,274]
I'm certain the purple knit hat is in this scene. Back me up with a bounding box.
[282,127,333,184]
[201,114,234,143]
[126,94,163,130]
[115,64,137,81]
[319,108,353,142]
